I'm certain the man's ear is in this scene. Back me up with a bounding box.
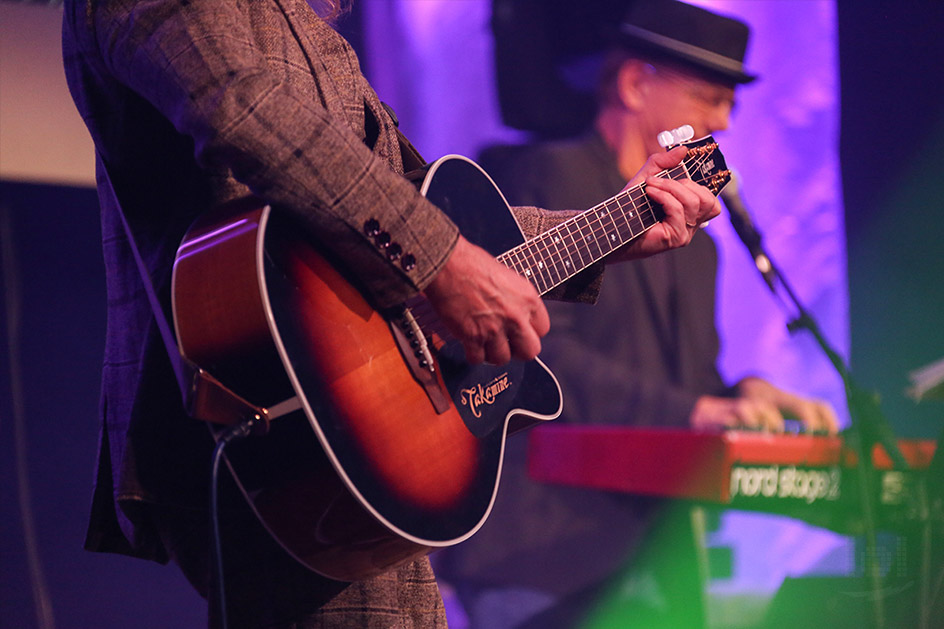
[615,59,651,112]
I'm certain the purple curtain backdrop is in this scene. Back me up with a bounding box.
[691,0,851,604]
[362,0,849,616]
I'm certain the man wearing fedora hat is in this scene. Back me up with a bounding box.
[436,1,838,627]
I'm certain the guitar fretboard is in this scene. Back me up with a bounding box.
[498,164,687,295]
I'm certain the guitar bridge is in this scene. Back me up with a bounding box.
[400,307,435,372]
[389,306,451,414]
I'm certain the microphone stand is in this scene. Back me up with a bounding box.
[723,195,916,629]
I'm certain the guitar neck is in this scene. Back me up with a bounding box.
[498,163,688,296]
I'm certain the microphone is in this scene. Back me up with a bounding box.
[720,172,777,291]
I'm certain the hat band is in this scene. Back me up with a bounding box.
[620,23,746,75]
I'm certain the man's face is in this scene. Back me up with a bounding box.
[637,62,736,152]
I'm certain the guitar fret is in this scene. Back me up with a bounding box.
[533,238,558,291]
[597,200,619,244]
[526,235,553,289]
[610,198,633,237]
[536,236,560,291]
[669,164,688,182]
[616,194,643,239]
[507,248,528,288]
[586,209,615,258]
[576,213,605,263]
[630,188,657,229]
[598,199,625,250]
[520,244,550,294]
[551,229,576,279]
[640,187,661,226]
[562,221,588,271]
[557,228,583,278]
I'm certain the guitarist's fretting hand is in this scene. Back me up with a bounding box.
[424,147,719,367]
[425,235,550,366]
[610,146,722,261]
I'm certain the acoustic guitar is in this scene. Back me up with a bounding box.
[171,133,729,580]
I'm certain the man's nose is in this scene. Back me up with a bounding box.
[706,105,732,134]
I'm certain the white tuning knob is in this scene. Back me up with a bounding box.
[657,124,695,149]
[673,125,695,143]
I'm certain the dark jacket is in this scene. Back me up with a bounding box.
[438,132,728,604]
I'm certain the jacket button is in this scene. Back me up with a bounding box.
[363,218,380,236]
[375,231,391,248]
[387,243,402,260]
[401,253,416,271]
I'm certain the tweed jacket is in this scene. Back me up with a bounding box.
[63,0,601,581]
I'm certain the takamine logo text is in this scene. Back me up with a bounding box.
[699,158,716,179]
[460,373,512,418]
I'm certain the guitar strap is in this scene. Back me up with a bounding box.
[96,153,191,392]
[96,153,268,430]
[381,101,427,173]
[395,126,426,173]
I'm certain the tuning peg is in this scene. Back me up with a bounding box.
[673,125,694,143]
[657,130,676,149]
[657,124,696,149]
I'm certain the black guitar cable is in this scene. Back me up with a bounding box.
[209,415,258,629]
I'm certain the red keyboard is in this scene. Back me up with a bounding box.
[527,426,936,527]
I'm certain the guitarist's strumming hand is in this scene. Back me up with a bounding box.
[425,235,550,366]
[610,146,721,261]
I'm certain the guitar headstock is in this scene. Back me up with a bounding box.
[659,126,731,196]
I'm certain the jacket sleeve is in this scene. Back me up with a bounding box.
[85,0,458,308]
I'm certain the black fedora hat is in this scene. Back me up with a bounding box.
[618,0,757,84]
